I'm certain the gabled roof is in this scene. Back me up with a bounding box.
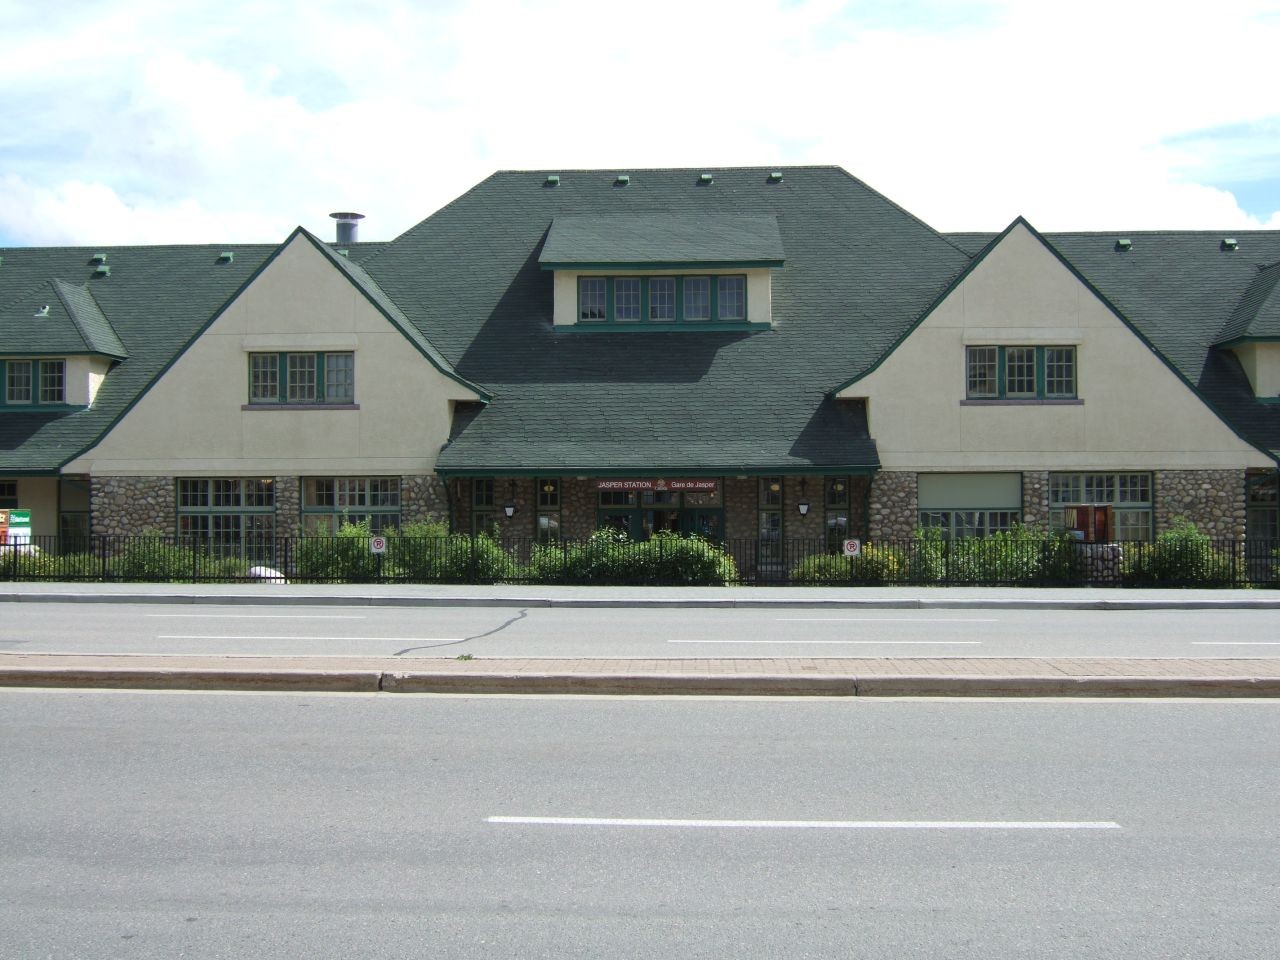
[1217,260,1280,344]
[539,214,785,269]
[0,278,126,358]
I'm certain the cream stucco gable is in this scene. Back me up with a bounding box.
[66,231,484,477]
[838,220,1273,472]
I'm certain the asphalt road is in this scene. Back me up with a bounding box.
[6,601,1280,658]
[2,690,1277,959]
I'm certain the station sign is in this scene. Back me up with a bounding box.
[595,479,719,492]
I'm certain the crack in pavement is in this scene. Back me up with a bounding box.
[394,608,530,656]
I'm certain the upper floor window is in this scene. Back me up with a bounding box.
[966,346,1076,400]
[249,352,355,405]
[2,359,65,405]
[577,275,748,324]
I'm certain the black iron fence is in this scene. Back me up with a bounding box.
[2,533,1278,587]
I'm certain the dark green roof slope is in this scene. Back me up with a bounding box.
[1217,260,1280,344]
[0,278,126,358]
[365,166,973,473]
[539,214,784,267]
[0,243,277,471]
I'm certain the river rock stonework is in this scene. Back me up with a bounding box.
[1155,469,1246,540]
[868,472,917,540]
[401,475,449,527]
[1022,471,1050,530]
[91,476,175,536]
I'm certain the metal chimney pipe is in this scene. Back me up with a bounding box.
[329,211,365,244]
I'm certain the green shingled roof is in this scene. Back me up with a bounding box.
[0,278,126,358]
[539,214,785,268]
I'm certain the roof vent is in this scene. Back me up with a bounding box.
[218,251,234,263]
[34,304,49,318]
[90,252,107,264]
[545,174,560,186]
[768,171,784,183]
[698,173,713,185]
[1115,238,1132,251]
[1221,237,1239,251]
[336,249,349,258]
[93,264,111,277]
[329,211,365,245]
[615,174,630,186]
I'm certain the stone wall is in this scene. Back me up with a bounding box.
[868,471,917,540]
[401,475,450,528]
[273,476,300,537]
[1154,469,1246,540]
[1022,471,1049,531]
[91,476,176,536]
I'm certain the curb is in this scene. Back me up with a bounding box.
[2,592,1280,611]
[4,667,1280,698]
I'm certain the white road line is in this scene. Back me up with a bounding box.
[147,614,366,620]
[668,639,982,645]
[777,618,999,623]
[488,816,1120,830]
[156,635,464,642]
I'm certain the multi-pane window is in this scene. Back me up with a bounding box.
[684,277,711,320]
[825,476,850,553]
[5,361,32,403]
[536,477,561,544]
[649,278,675,321]
[472,477,496,534]
[919,510,1019,538]
[176,478,276,563]
[578,278,607,320]
[2,359,67,405]
[0,480,16,508]
[248,352,355,405]
[614,278,641,321]
[759,476,783,562]
[302,477,400,533]
[575,275,746,323]
[717,276,746,320]
[965,346,1077,399]
[1049,472,1152,541]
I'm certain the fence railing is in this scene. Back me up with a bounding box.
[2,533,1277,587]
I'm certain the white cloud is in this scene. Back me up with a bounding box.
[2,0,1279,245]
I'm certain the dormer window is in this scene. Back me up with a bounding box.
[2,359,65,406]
[575,275,750,325]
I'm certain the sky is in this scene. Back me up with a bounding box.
[3,0,1280,247]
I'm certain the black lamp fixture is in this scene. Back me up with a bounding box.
[797,477,810,517]
[503,479,518,518]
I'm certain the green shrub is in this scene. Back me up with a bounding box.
[1123,519,1242,587]
[526,529,737,585]
[906,527,947,583]
[789,543,907,584]
[295,520,384,583]
[105,531,251,582]
[944,526,1077,585]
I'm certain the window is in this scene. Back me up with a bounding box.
[536,477,561,544]
[302,476,400,533]
[2,359,67,405]
[472,477,496,534]
[917,473,1022,539]
[919,510,1019,538]
[576,275,747,324]
[1049,472,1152,541]
[0,480,16,509]
[759,476,783,563]
[824,476,850,553]
[248,353,355,405]
[176,478,276,563]
[965,346,1076,400]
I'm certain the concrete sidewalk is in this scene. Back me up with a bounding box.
[2,580,1279,610]
[4,652,1280,698]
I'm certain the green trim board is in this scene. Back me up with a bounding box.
[541,260,783,271]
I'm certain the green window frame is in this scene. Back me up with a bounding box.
[302,476,400,534]
[1048,472,1152,541]
[248,352,355,405]
[536,477,561,544]
[576,275,748,324]
[175,478,277,563]
[824,476,850,553]
[918,509,1020,539]
[472,477,496,534]
[965,346,1076,400]
[1,358,69,406]
[759,476,783,563]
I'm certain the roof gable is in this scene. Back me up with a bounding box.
[0,278,126,358]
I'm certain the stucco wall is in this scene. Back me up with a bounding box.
[66,235,481,477]
[1233,342,1280,398]
[839,223,1272,472]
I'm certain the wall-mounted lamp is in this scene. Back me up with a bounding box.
[797,501,810,517]
[504,480,517,518]
[504,503,517,518]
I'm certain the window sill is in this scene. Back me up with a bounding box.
[242,403,360,411]
[961,398,1082,406]
[558,321,770,333]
